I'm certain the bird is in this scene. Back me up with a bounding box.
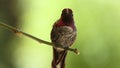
[51,8,77,68]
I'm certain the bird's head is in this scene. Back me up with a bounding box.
[61,8,74,23]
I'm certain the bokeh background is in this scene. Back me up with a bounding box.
[0,0,120,68]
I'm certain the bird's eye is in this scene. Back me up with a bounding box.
[62,13,64,16]
[62,13,66,16]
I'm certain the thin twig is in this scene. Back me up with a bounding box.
[0,22,80,55]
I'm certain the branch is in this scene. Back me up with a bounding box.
[0,22,80,55]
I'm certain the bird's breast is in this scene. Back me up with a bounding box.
[51,26,76,50]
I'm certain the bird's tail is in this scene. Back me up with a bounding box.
[52,48,67,68]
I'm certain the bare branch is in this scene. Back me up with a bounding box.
[0,22,80,55]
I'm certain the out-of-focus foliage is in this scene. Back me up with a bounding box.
[0,0,120,68]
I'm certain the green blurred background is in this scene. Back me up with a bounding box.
[0,0,120,68]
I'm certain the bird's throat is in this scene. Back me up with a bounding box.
[55,19,75,30]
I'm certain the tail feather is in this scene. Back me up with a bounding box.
[52,48,67,68]
[60,52,67,68]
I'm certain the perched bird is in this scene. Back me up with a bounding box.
[51,8,77,68]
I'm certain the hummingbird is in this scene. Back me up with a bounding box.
[51,8,77,68]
